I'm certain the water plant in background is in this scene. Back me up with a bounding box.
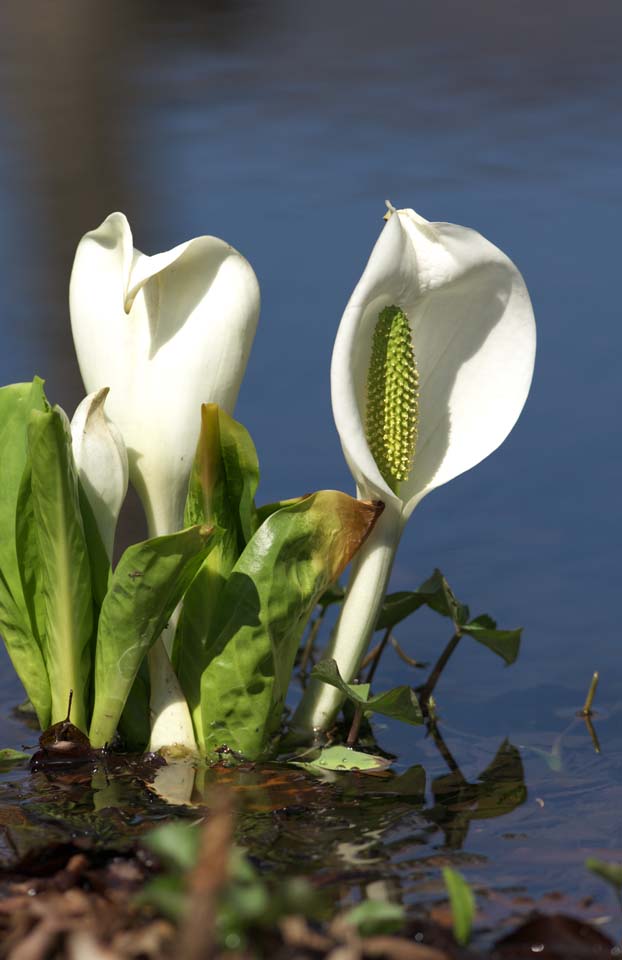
[295,204,536,734]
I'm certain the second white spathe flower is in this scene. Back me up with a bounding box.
[294,205,536,733]
[69,212,260,538]
[70,388,128,561]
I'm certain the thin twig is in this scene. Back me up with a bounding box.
[390,635,426,670]
[359,640,383,672]
[365,627,392,685]
[580,671,599,716]
[419,629,462,710]
[346,704,364,747]
[299,607,327,679]
[426,719,465,778]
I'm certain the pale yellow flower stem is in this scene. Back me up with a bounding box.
[293,501,403,735]
[148,624,198,753]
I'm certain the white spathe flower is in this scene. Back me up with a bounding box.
[294,205,536,733]
[70,212,260,538]
[71,388,128,560]
[70,212,260,754]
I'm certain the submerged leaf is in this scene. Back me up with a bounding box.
[293,745,393,774]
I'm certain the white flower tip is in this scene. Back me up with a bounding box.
[383,199,397,221]
[71,389,129,558]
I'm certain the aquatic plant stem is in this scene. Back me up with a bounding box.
[419,629,462,712]
[299,606,328,681]
[365,626,392,685]
[293,503,403,735]
[346,705,364,747]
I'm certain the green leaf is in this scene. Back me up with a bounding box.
[343,899,405,936]
[77,480,111,609]
[462,615,522,665]
[0,748,30,772]
[199,492,382,758]
[376,568,469,630]
[586,858,622,894]
[0,379,47,607]
[144,821,199,871]
[117,659,151,752]
[310,659,423,726]
[0,379,50,727]
[293,744,393,774]
[28,406,94,731]
[0,567,50,730]
[175,405,259,742]
[317,582,345,609]
[255,496,308,527]
[89,524,218,747]
[442,866,475,945]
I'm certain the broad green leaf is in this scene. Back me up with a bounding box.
[343,899,405,936]
[199,492,382,758]
[0,379,47,606]
[0,379,50,726]
[462,615,522,665]
[376,568,469,630]
[89,524,218,747]
[442,866,475,945]
[586,858,622,894]
[0,565,50,729]
[184,403,259,546]
[28,406,93,731]
[293,745,392,774]
[310,659,423,726]
[77,481,111,608]
[175,405,260,740]
[118,658,151,752]
[255,496,307,526]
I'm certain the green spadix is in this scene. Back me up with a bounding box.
[366,305,418,494]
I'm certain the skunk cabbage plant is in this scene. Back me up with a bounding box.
[69,212,260,538]
[295,206,536,733]
[70,213,260,752]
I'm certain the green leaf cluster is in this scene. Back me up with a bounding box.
[0,388,379,757]
[0,380,217,743]
[141,821,319,948]
[378,568,522,665]
[172,404,380,759]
